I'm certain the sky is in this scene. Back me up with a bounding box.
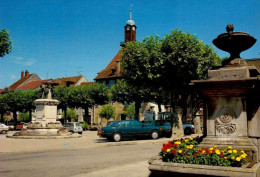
[0,0,259,88]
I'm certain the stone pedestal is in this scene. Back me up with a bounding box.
[34,99,59,127]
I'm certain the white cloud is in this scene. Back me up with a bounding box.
[11,74,17,80]
[12,56,37,66]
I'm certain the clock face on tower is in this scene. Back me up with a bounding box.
[126,26,130,31]
[132,27,135,31]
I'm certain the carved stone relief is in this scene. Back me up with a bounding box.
[215,107,236,134]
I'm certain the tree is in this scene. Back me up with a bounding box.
[122,30,220,124]
[20,90,41,121]
[123,103,135,119]
[99,104,116,126]
[111,80,150,120]
[4,91,26,124]
[0,94,9,122]
[54,86,70,123]
[0,29,12,57]
[67,83,110,124]
[62,108,78,122]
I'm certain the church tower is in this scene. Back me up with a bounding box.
[124,9,137,43]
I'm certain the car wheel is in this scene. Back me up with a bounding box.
[184,128,192,135]
[151,130,159,139]
[2,130,7,134]
[113,133,121,142]
[78,132,82,134]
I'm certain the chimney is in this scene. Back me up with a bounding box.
[116,61,121,75]
[25,70,29,77]
[21,70,24,78]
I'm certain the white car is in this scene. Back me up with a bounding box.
[0,123,9,134]
[63,122,83,134]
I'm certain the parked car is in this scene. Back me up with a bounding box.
[0,123,9,134]
[16,123,26,130]
[148,120,172,137]
[164,119,194,135]
[88,123,99,130]
[63,122,83,134]
[98,120,167,142]
[6,122,14,130]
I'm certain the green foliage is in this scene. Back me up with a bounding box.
[81,121,88,130]
[18,112,30,122]
[122,29,221,116]
[0,29,12,57]
[160,138,247,167]
[99,104,116,121]
[123,104,135,118]
[62,108,78,121]
[0,94,9,114]
[54,86,70,110]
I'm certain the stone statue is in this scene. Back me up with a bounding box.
[40,84,54,99]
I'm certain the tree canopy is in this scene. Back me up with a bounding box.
[121,29,221,116]
[0,29,12,57]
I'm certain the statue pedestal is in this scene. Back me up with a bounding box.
[34,99,59,127]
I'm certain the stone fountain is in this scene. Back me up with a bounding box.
[148,25,260,176]
[8,83,81,139]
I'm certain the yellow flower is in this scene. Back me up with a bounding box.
[209,147,214,151]
[190,145,194,148]
[178,150,183,153]
[228,146,232,149]
[231,156,235,160]
[228,150,233,154]
[224,157,227,160]
[215,150,221,155]
[189,137,193,140]
[241,154,246,159]
[236,157,241,162]
[202,150,205,154]
[233,150,237,154]
[175,141,181,145]
[241,150,245,154]
[214,145,217,148]
[185,139,189,142]
[167,149,171,153]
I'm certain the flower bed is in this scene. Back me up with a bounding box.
[160,137,247,167]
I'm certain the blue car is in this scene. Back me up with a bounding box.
[98,120,167,142]
[148,120,194,136]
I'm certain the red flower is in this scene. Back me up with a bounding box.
[172,149,177,155]
[173,144,178,149]
[220,152,224,158]
[197,149,203,154]
[194,153,197,157]
[206,148,210,154]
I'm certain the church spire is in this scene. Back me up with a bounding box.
[129,9,132,20]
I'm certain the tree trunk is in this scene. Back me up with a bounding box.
[171,108,184,139]
[158,103,162,113]
[0,113,4,123]
[29,110,32,122]
[13,111,17,125]
[84,106,89,125]
[134,101,141,121]
[63,108,67,124]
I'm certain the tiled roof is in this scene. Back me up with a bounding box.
[0,89,5,94]
[94,50,123,80]
[51,75,84,86]
[8,74,34,91]
[16,79,51,90]
[80,82,94,86]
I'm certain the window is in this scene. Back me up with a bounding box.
[109,80,115,89]
[119,121,130,128]
[131,121,143,128]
